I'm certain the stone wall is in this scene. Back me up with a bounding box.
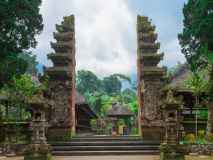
[0,143,28,156]
[184,142,213,155]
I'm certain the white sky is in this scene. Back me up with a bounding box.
[29,0,188,78]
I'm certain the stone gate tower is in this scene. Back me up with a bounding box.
[137,15,167,140]
[39,15,76,137]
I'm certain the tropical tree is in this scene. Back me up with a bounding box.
[122,88,138,104]
[102,75,122,97]
[178,0,213,135]
[131,81,138,92]
[18,51,39,74]
[76,70,102,95]
[185,61,206,139]
[126,101,138,116]
[0,0,44,89]
[0,75,37,141]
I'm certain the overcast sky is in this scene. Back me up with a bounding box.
[29,0,188,78]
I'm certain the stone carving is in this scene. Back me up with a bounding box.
[160,91,185,142]
[141,120,163,127]
[30,121,49,142]
[144,85,157,120]
[53,85,69,122]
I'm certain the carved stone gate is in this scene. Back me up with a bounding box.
[136,15,167,140]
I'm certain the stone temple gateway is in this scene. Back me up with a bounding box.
[137,15,168,140]
[27,15,184,142]
[38,15,76,137]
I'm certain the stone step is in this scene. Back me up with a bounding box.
[71,137,142,142]
[50,141,162,146]
[52,150,160,156]
[75,135,141,138]
[52,145,159,151]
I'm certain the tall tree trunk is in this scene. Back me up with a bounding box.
[0,105,5,142]
[195,96,198,140]
[206,64,213,136]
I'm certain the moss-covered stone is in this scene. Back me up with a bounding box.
[161,152,185,160]
[46,131,72,142]
[24,153,52,160]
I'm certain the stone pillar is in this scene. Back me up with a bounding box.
[41,15,76,139]
[136,15,167,141]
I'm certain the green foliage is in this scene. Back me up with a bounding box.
[131,81,138,92]
[1,75,36,104]
[197,109,208,119]
[178,0,213,135]
[23,145,36,155]
[207,133,213,141]
[198,130,205,139]
[175,145,187,153]
[131,127,138,132]
[84,91,115,116]
[0,0,44,89]
[122,88,138,104]
[112,74,131,84]
[0,75,37,141]
[102,75,122,97]
[38,145,52,154]
[126,101,138,116]
[76,70,137,117]
[18,51,39,74]
[158,145,172,153]
[107,122,114,135]
[59,27,63,32]
[76,70,102,95]
[178,0,213,60]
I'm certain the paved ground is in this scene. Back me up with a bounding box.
[1,155,213,160]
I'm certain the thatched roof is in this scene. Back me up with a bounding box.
[171,61,209,91]
[75,91,89,105]
[107,103,135,118]
[171,61,192,87]
[75,91,98,119]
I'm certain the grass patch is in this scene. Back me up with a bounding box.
[130,134,140,136]
[183,139,213,143]
[0,140,28,145]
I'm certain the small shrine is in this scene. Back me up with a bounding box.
[107,103,135,135]
[161,91,185,143]
[24,91,52,160]
[27,91,52,143]
[158,91,186,160]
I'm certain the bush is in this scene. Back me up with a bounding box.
[158,145,172,153]
[176,145,187,153]
[23,145,35,155]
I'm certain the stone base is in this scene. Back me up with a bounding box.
[160,152,185,160]
[24,153,52,160]
[46,128,72,142]
[24,144,52,160]
[142,129,164,141]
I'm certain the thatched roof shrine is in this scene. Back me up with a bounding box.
[75,91,98,119]
[107,103,135,118]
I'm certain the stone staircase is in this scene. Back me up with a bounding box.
[50,135,161,156]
